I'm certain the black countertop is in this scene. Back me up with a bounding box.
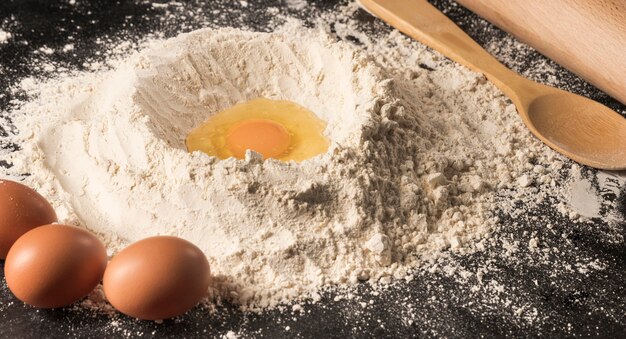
[1,1,625,338]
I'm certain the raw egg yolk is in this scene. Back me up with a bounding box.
[226,119,291,159]
[186,98,330,162]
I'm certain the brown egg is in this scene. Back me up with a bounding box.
[4,224,108,308]
[103,236,211,320]
[0,179,58,258]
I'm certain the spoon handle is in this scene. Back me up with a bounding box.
[359,0,532,103]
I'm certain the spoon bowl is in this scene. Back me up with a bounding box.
[522,86,626,169]
[359,0,626,170]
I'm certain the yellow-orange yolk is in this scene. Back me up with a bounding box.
[186,98,329,162]
[226,119,291,159]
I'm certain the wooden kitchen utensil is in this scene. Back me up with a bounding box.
[358,0,626,170]
[456,0,626,106]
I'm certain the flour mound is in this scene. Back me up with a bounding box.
[6,24,560,309]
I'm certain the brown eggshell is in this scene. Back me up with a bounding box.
[0,179,58,258]
[103,236,211,320]
[4,224,108,308]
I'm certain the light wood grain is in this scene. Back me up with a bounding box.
[456,0,626,106]
[358,0,626,169]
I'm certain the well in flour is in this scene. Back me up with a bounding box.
[186,98,330,161]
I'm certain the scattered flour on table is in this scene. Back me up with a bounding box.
[1,11,619,315]
[0,30,11,44]
[284,0,308,10]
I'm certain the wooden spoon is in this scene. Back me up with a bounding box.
[358,0,626,170]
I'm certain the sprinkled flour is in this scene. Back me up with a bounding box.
[1,2,622,321]
[0,30,11,44]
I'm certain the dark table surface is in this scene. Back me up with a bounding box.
[1,1,625,338]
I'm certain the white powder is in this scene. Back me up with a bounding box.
[63,44,75,53]
[568,168,602,218]
[563,167,625,221]
[285,0,307,10]
[0,30,11,44]
[2,17,584,312]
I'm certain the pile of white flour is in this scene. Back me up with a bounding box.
[4,21,567,310]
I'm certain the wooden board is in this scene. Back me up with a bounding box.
[456,0,626,105]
